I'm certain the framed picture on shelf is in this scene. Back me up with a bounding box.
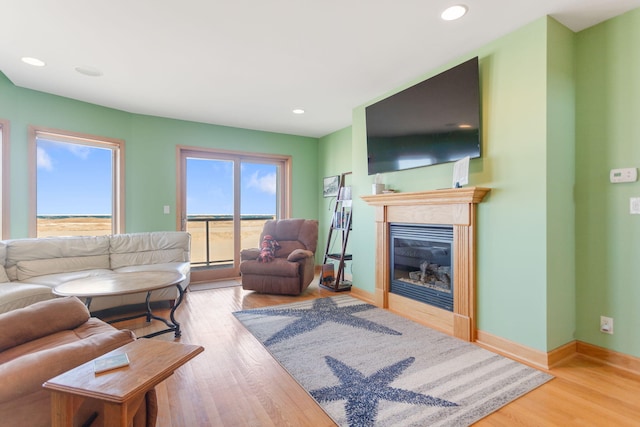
[323,175,340,198]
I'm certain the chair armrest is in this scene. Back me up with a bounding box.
[240,248,261,261]
[287,249,313,262]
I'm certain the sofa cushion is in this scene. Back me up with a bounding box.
[110,231,190,269]
[0,297,89,352]
[0,241,6,267]
[16,255,110,281]
[5,236,111,281]
[0,282,53,315]
[113,262,190,289]
[18,269,114,288]
[261,219,318,253]
[276,241,306,257]
[111,249,186,269]
[0,266,8,283]
[5,264,16,281]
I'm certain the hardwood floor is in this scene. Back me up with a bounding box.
[109,283,640,426]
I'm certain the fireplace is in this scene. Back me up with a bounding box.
[390,224,454,311]
[362,187,490,341]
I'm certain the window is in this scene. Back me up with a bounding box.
[177,146,291,282]
[0,119,9,239]
[29,127,124,237]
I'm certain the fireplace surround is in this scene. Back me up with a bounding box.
[362,187,490,341]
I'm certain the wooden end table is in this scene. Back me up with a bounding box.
[53,271,186,338]
[43,339,204,427]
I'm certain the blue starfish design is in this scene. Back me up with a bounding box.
[311,356,458,427]
[251,297,402,346]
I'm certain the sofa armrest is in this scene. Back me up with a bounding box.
[0,328,134,402]
[240,248,261,261]
[287,249,314,262]
[0,297,89,352]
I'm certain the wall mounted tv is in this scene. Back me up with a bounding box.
[366,56,481,175]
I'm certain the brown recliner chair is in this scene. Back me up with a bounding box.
[240,218,318,295]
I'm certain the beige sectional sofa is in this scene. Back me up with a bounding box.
[0,231,191,314]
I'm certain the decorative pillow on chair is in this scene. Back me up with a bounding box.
[257,235,280,263]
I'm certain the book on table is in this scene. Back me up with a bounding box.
[94,353,130,374]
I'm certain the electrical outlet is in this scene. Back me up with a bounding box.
[600,316,614,334]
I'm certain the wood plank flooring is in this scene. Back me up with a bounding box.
[109,283,640,426]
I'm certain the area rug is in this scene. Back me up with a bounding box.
[233,295,552,427]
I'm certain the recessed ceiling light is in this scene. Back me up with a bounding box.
[441,5,468,21]
[75,66,103,77]
[292,109,305,115]
[21,57,46,67]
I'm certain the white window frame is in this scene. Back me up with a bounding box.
[28,126,125,237]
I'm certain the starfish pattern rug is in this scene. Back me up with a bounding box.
[233,295,552,427]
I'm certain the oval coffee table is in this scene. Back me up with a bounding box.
[53,271,186,338]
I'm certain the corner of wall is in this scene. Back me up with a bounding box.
[545,15,577,351]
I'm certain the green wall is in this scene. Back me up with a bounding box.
[317,127,352,266]
[546,19,576,351]
[339,10,640,357]
[575,8,640,356]
[0,73,319,238]
[347,19,556,352]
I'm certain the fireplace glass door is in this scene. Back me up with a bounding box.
[390,224,454,311]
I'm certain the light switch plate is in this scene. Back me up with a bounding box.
[631,198,640,215]
[610,168,637,183]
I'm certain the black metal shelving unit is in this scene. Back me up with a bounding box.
[320,172,352,292]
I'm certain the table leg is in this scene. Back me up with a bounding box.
[51,391,83,427]
[140,283,185,338]
[103,392,145,427]
[145,291,153,322]
[168,284,185,337]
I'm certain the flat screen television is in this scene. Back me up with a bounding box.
[366,57,481,175]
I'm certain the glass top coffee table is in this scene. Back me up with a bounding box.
[53,271,187,339]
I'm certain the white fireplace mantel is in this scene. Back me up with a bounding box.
[362,187,490,341]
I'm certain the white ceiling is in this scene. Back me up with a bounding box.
[2,0,640,138]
